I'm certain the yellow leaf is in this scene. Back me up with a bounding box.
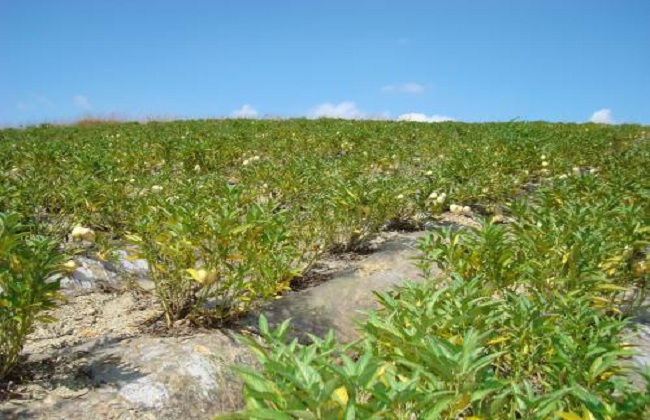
[562,252,571,265]
[124,234,143,243]
[596,283,628,292]
[186,268,203,283]
[332,386,348,406]
[486,336,509,346]
[187,268,217,285]
[456,393,471,411]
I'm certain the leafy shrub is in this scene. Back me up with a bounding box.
[0,213,65,380]
[222,165,650,419]
[222,275,649,419]
[127,185,301,327]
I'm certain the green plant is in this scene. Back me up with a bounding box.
[0,213,66,380]
[127,185,301,327]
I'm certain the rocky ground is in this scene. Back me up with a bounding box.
[0,213,647,419]
[0,220,449,419]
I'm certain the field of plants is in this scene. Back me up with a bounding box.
[1,119,649,418]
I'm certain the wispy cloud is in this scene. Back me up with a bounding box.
[310,101,365,119]
[381,82,426,94]
[73,94,93,111]
[589,108,614,124]
[231,104,259,118]
[397,113,455,123]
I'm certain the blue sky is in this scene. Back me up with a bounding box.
[2,0,649,126]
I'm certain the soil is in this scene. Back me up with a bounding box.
[1,290,160,402]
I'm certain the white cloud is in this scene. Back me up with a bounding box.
[231,104,259,118]
[310,101,364,119]
[381,82,426,94]
[397,113,455,123]
[589,108,614,124]
[73,94,93,111]
[367,111,392,121]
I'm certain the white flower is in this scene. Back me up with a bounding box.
[462,206,472,215]
[541,155,547,160]
[429,192,438,199]
[243,159,250,166]
[396,194,405,200]
[541,161,549,167]
[129,178,135,183]
[71,225,95,242]
[253,155,260,161]
[558,174,568,179]
[572,167,581,174]
[450,204,461,214]
[193,164,201,172]
[589,168,598,174]
[425,170,433,176]
[151,185,163,193]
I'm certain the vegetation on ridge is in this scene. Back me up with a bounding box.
[1,119,649,417]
